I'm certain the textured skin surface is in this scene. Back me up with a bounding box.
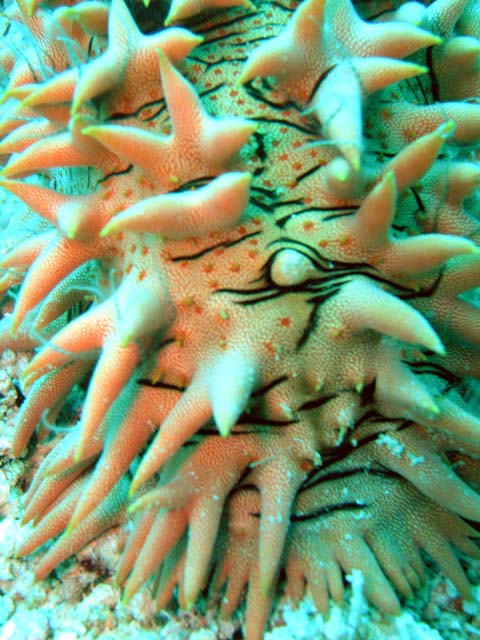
[1,0,480,637]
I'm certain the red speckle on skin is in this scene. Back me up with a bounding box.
[402,125,418,142]
[202,262,214,274]
[101,188,114,201]
[300,458,315,472]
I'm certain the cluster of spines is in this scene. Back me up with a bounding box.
[0,1,480,639]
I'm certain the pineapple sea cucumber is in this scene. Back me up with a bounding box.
[1,0,480,637]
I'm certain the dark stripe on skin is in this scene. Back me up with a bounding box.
[407,361,460,385]
[252,375,289,397]
[291,501,368,522]
[252,115,318,133]
[242,80,298,111]
[170,231,262,261]
[109,100,166,121]
[297,294,335,349]
[307,65,335,105]
[301,420,413,491]
[250,196,275,212]
[426,46,440,102]
[98,164,134,183]
[137,378,184,391]
[322,210,357,222]
[194,10,263,36]
[276,205,356,227]
[298,394,337,412]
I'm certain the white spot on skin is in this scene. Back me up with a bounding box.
[376,433,405,457]
[407,453,425,466]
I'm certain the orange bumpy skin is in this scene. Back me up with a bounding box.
[1,0,480,637]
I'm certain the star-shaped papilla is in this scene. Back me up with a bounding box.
[4,2,110,108]
[164,0,255,26]
[421,0,470,37]
[100,171,252,240]
[0,177,108,241]
[70,0,203,115]
[83,50,257,191]
[240,0,441,103]
[310,57,428,170]
[53,1,110,36]
[0,118,62,156]
[0,114,124,178]
[2,0,93,99]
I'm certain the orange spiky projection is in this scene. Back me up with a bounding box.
[1,0,480,637]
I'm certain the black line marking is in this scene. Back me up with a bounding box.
[322,209,357,222]
[359,379,376,406]
[250,195,275,212]
[276,204,355,227]
[301,420,414,491]
[291,501,367,522]
[426,46,440,102]
[137,378,185,391]
[194,11,261,35]
[296,293,336,349]
[97,164,134,183]
[242,80,298,112]
[109,99,166,121]
[252,375,289,397]
[406,361,460,386]
[170,231,262,262]
[307,65,335,105]
[253,131,267,162]
[298,393,337,412]
[248,116,317,137]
